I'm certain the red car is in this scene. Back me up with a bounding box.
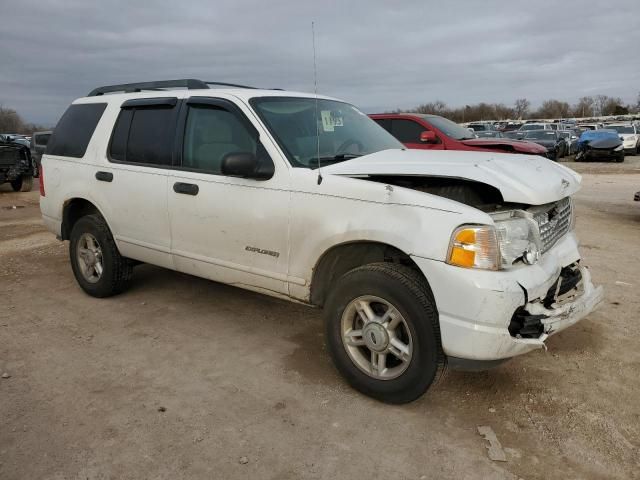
[370,113,547,156]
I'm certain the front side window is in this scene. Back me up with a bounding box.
[391,119,426,143]
[250,97,402,168]
[182,105,258,173]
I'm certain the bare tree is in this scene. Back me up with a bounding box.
[514,98,530,119]
[573,96,594,118]
[0,105,25,133]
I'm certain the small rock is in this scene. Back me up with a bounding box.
[274,401,286,410]
[488,407,496,413]
[157,406,166,412]
[1,373,10,379]
[239,456,249,465]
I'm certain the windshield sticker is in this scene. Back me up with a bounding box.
[321,110,343,132]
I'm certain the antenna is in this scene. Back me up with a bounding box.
[312,21,322,185]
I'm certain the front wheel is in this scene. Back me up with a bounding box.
[69,214,133,298]
[324,263,444,404]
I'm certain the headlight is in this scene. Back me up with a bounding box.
[614,144,623,151]
[447,225,500,270]
[494,215,541,266]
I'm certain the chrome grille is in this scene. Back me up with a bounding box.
[533,197,572,254]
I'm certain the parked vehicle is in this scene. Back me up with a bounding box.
[576,129,624,162]
[30,131,52,172]
[40,79,603,403]
[0,136,36,191]
[604,124,639,155]
[475,131,504,138]
[522,130,566,159]
[370,113,547,156]
[577,123,603,131]
[519,122,553,132]
[467,122,494,132]
[558,130,580,156]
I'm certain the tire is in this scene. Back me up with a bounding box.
[69,214,133,298]
[10,175,33,192]
[615,153,624,163]
[324,262,444,404]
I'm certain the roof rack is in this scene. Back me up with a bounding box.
[87,79,258,97]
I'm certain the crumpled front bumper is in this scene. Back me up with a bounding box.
[523,267,603,339]
[411,232,604,362]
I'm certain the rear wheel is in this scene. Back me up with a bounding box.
[10,175,33,192]
[69,214,133,298]
[324,263,444,404]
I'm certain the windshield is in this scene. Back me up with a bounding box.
[525,130,557,140]
[426,116,476,140]
[607,125,635,134]
[250,97,403,168]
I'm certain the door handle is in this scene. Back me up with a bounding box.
[95,171,113,182]
[173,182,199,196]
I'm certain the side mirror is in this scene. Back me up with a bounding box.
[221,152,274,180]
[420,130,437,143]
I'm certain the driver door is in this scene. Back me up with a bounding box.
[167,96,291,296]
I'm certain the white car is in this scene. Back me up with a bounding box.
[40,79,603,403]
[605,124,639,155]
[518,122,553,131]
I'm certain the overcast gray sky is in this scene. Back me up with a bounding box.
[2,0,640,125]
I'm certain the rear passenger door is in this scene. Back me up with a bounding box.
[167,96,291,296]
[99,97,178,269]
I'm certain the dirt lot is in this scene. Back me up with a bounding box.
[1,159,639,480]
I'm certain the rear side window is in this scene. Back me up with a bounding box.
[109,99,178,166]
[46,103,107,157]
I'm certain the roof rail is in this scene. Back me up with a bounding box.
[87,79,259,97]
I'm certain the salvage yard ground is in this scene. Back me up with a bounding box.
[1,157,639,480]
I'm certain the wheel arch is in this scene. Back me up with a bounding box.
[61,197,111,240]
[309,241,426,307]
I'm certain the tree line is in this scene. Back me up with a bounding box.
[0,105,48,135]
[393,93,640,123]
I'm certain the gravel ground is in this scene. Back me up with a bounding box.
[0,160,639,480]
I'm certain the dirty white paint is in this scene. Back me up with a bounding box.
[40,87,601,364]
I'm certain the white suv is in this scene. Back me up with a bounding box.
[40,79,603,403]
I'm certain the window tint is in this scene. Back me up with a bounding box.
[391,119,425,143]
[127,108,176,165]
[46,103,107,157]
[34,133,51,146]
[182,105,259,173]
[109,109,133,161]
[108,104,177,165]
[373,118,392,133]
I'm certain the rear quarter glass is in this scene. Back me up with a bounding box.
[46,103,107,158]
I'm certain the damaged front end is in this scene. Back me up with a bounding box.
[509,263,604,342]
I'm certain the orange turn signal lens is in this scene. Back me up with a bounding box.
[447,225,500,270]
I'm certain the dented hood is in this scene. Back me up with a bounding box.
[323,149,581,205]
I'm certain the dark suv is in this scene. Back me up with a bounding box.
[0,135,36,191]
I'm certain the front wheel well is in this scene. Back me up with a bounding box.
[310,241,424,307]
[61,198,101,240]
